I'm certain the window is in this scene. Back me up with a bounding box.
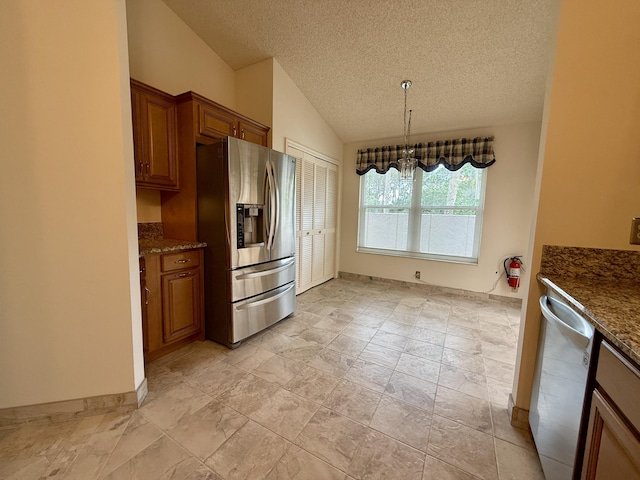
[357,164,486,263]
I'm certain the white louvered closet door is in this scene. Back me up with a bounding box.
[295,158,302,289]
[311,163,327,283]
[323,165,338,279]
[299,157,315,291]
[292,147,339,295]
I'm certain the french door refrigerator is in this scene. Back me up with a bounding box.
[196,137,296,347]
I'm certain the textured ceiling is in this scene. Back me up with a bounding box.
[161,0,558,143]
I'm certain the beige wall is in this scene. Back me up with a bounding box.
[0,0,142,408]
[272,60,344,160]
[126,0,236,105]
[340,123,540,299]
[513,0,640,411]
[236,58,274,146]
[135,189,162,222]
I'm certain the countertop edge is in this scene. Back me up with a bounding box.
[138,239,207,258]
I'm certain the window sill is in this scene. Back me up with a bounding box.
[356,246,479,265]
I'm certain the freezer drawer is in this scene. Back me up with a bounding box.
[230,282,295,344]
[230,257,295,302]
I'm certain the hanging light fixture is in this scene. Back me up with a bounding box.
[399,79,417,181]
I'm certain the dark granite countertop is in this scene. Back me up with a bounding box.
[137,222,206,257]
[538,245,640,365]
[138,238,206,258]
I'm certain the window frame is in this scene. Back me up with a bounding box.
[356,166,487,264]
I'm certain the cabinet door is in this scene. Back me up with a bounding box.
[144,95,178,188]
[139,258,149,355]
[581,389,640,480]
[238,120,268,146]
[131,87,144,182]
[198,103,237,138]
[130,80,179,190]
[161,268,202,344]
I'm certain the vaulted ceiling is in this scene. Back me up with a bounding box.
[161,0,558,143]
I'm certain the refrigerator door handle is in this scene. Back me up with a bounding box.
[236,283,295,310]
[265,159,276,251]
[235,258,295,280]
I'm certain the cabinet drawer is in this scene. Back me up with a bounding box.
[161,250,201,273]
[597,341,640,431]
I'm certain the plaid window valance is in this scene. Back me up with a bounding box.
[356,136,496,175]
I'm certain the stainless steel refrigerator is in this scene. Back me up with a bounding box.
[196,137,296,347]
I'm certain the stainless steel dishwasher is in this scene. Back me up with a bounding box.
[530,292,595,480]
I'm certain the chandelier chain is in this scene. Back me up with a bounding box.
[399,79,416,181]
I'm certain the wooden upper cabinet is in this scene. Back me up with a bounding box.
[198,102,237,138]
[177,91,269,147]
[238,120,268,146]
[130,79,179,191]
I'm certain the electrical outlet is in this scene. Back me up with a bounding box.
[415,271,421,279]
[630,218,640,245]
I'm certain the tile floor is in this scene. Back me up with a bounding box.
[0,277,544,480]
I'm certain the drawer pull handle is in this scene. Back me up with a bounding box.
[236,284,294,310]
[236,259,295,280]
[144,286,150,305]
[175,259,191,264]
[176,272,190,278]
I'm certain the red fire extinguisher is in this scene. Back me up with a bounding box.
[504,257,523,289]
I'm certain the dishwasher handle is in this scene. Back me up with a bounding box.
[539,295,594,348]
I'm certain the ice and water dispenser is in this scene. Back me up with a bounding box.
[236,204,265,248]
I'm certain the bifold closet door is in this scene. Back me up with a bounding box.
[294,154,338,294]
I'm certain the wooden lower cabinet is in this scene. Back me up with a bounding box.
[142,249,204,362]
[161,265,202,344]
[139,258,149,356]
[580,341,640,479]
[581,390,640,480]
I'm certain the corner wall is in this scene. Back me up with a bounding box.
[513,0,640,412]
[340,123,541,299]
[126,0,236,105]
[0,0,142,408]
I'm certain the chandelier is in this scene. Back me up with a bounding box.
[399,79,417,181]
